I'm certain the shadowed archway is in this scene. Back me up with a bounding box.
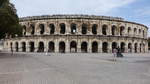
[81,42,88,53]
[92,41,98,53]
[102,42,108,53]
[29,42,35,52]
[48,41,55,52]
[38,42,44,52]
[70,41,77,53]
[59,41,65,53]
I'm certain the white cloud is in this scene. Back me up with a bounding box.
[10,0,136,17]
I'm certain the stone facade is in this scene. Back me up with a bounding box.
[3,15,149,53]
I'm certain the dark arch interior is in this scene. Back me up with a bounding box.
[39,24,45,35]
[120,26,124,36]
[23,26,26,35]
[140,44,142,52]
[22,42,26,52]
[59,42,65,53]
[10,42,13,51]
[148,42,150,50]
[81,42,88,53]
[49,24,55,34]
[38,42,44,52]
[128,27,131,35]
[143,30,145,37]
[112,25,116,35]
[29,42,34,52]
[48,42,55,52]
[60,23,66,34]
[134,28,137,35]
[71,24,77,34]
[82,24,87,34]
[92,41,98,53]
[134,43,138,53]
[31,24,35,35]
[102,42,108,53]
[15,42,19,52]
[102,25,107,35]
[139,29,141,34]
[70,41,77,52]
[128,43,132,52]
[92,24,97,35]
[121,42,125,53]
[112,42,117,52]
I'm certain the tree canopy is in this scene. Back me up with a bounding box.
[0,0,22,39]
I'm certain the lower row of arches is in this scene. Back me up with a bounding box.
[11,41,146,53]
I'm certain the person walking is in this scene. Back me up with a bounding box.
[112,48,117,61]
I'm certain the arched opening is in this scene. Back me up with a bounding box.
[70,41,77,53]
[71,23,77,34]
[112,42,117,52]
[82,24,87,34]
[31,24,35,35]
[10,42,13,51]
[15,42,19,52]
[140,43,142,52]
[102,25,107,35]
[128,43,132,53]
[60,23,66,34]
[102,42,108,53]
[121,42,125,53]
[139,29,141,35]
[128,27,131,36]
[92,41,98,53]
[22,42,26,52]
[23,25,26,36]
[59,41,65,53]
[38,42,44,52]
[134,28,137,36]
[39,24,45,35]
[120,26,125,36]
[148,42,150,51]
[112,25,116,35]
[143,30,145,37]
[49,24,55,34]
[134,43,138,53]
[92,24,97,35]
[48,41,55,52]
[29,42,34,52]
[81,42,88,53]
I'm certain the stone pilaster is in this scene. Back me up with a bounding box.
[77,41,81,53]
[44,23,49,35]
[55,40,59,53]
[88,40,92,53]
[98,41,102,53]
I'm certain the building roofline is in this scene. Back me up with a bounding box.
[19,14,148,29]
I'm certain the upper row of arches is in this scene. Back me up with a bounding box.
[23,23,147,38]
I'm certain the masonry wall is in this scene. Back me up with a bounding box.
[3,16,149,53]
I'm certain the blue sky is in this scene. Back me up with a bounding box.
[10,0,150,36]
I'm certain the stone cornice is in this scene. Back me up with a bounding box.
[19,14,148,29]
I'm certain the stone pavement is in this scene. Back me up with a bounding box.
[0,52,150,84]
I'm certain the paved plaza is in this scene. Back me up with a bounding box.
[0,52,150,84]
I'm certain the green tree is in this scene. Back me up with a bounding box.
[0,0,22,39]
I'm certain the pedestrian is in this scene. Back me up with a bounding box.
[112,48,117,61]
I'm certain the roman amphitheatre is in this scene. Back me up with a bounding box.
[3,15,148,53]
